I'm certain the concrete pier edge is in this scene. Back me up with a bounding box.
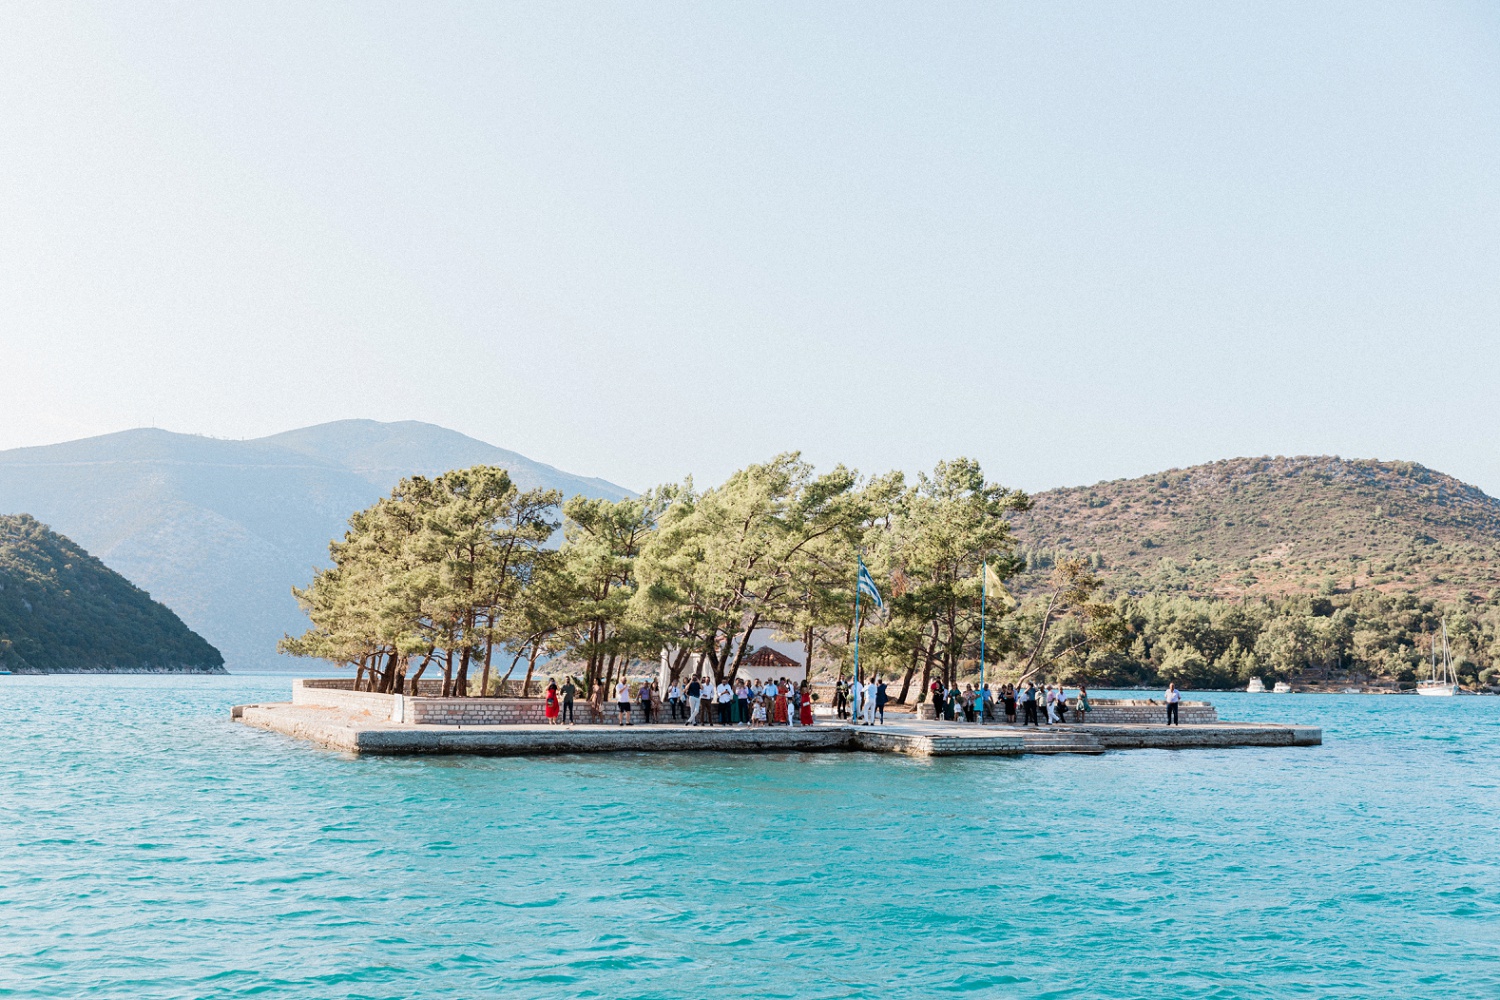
[234,702,1321,757]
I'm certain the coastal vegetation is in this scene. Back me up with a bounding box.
[0,514,225,673]
[1009,456,1500,689]
[284,454,1500,696]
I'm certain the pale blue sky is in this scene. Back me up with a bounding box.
[2,2,1498,495]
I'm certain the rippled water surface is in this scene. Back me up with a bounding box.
[1,676,1498,998]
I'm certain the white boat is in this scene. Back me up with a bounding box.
[1246,677,1266,693]
[1273,681,1292,694]
[1417,620,1460,697]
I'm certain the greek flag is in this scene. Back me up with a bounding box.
[856,557,884,610]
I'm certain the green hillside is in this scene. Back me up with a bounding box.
[1010,456,1500,602]
[0,514,224,673]
[1005,457,1500,690]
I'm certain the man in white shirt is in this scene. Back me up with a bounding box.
[1165,682,1182,726]
[861,678,878,725]
[615,679,632,726]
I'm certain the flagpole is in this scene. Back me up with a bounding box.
[979,559,987,725]
[852,560,862,724]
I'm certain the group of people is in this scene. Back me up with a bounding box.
[830,677,890,724]
[923,678,1094,726]
[539,674,1187,728]
[667,676,817,727]
[542,675,818,726]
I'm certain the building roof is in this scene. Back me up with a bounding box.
[744,646,800,668]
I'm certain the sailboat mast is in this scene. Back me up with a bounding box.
[1441,618,1455,685]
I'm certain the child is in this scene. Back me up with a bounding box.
[750,698,768,727]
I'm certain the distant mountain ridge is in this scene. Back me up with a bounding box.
[0,514,223,673]
[1009,455,1500,602]
[0,421,630,671]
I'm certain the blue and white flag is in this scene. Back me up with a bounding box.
[856,557,884,611]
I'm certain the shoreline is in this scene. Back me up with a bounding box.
[234,700,1321,758]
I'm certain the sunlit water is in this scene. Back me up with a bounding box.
[1,676,1497,999]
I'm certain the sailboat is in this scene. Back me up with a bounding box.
[1417,620,1460,697]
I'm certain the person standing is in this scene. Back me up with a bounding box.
[615,678,632,726]
[1074,685,1091,723]
[686,676,701,726]
[589,679,604,722]
[834,679,848,719]
[639,679,654,724]
[773,681,789,726]
[875,678,888,725]
[1003,684,1017,725]
[544,680,560,725]
[799,682,815,725]
[717,681,733,725]
[862,677,878,725]
[929,678,945,721]
[561,677,576,724]
[1023,682,1039,726]
[1166,682,1181,726]
[737,682,751,726]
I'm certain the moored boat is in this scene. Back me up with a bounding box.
[1273,681,1292,694]
[1417,619,1460,697]
[1246,677,1266,693]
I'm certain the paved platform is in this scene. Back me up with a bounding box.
[234,703,1321,757]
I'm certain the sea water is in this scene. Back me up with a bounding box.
[0,677,1496,999]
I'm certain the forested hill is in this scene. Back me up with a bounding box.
[0,514,224,673]
[1009,456,1500,602]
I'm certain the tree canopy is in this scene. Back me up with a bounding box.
[285,453,1500,696]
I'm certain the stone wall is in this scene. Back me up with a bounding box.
[291,680,399,719]
[913,698,1217,724]
[406,698,606,725]
[1087,701,1217,724]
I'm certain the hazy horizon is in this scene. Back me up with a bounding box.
[4,4,1498,496]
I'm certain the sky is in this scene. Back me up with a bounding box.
[2,2,1498,496]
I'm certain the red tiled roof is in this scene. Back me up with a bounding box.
[744,646,800,667]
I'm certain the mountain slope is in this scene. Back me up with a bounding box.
[1008,456,1500,602]
[258,420,630,499]
[0,421,631,670]
[0,514,223,673]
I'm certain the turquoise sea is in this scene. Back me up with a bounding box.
[1,676,1497,999]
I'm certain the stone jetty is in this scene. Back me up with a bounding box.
[233,680,1321,758]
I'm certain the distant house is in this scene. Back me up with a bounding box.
[738,645,805,684]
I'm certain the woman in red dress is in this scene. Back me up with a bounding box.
[799,682,814,726]
[544,681,560,725]
[772,681,789,726]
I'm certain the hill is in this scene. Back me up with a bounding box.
[0,514,223,673]
[0,421,630,671]
[1009,456,1500,603]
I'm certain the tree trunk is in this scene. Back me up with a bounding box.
[479,639,495,697]
[441,648,454,698]
[377,648,400,693]
[916,631,939,705]
[408,652,433,694]
[804,625,815,681]
[896,640,922,704]
[455,644,472,698]
[521,644,541,698]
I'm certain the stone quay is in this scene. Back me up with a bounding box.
[232,679,1322,758]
